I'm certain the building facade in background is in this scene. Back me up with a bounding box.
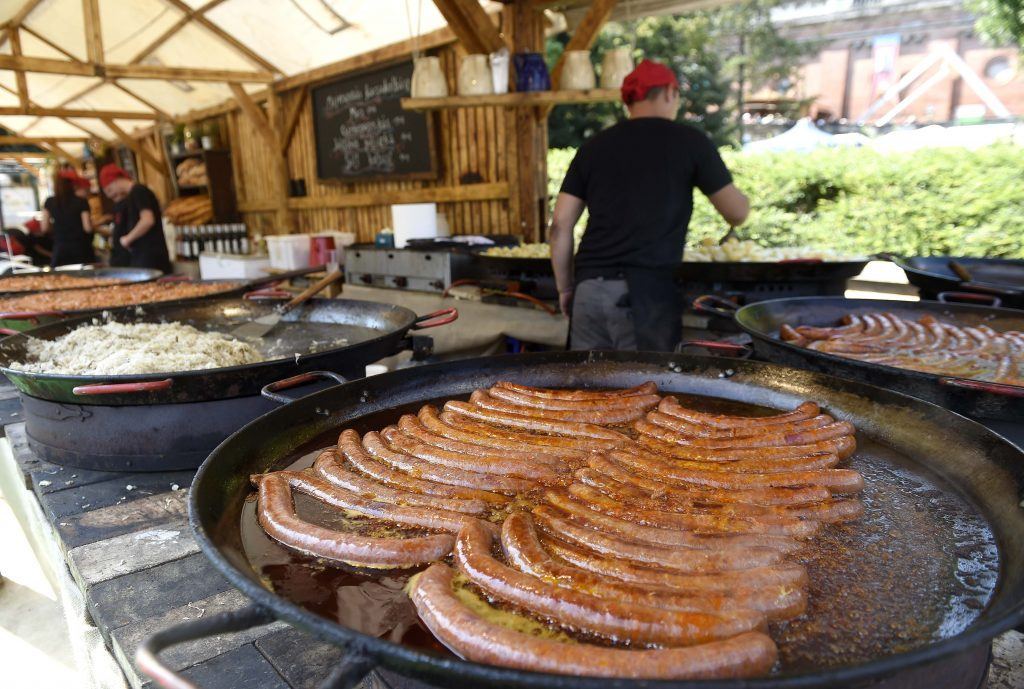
[767,0,1023,124]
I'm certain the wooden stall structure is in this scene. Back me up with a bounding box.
[0,0,705,243]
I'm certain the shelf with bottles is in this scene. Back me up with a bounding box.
[173,223,250,262]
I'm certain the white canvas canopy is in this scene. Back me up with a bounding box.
[0,0,727,159]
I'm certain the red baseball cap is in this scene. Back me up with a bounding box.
[99,163,130,189]
[57,169,79,181]
[74,175,91,191]
[621,59,679,105]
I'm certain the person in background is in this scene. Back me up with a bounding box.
[100,163,172,274]
[21,218,52,266]
[549,59,750,352]
[41,169,95,267]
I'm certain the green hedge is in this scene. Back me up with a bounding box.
[548,144,1024,258]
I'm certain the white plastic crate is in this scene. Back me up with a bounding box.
[265,234,311,270]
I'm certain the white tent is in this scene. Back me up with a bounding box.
[0,0,728,159]
[743,117,836,153]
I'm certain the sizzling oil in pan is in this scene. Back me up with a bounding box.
[239,393,999,675]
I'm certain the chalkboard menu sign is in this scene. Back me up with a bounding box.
[312,61,436,181]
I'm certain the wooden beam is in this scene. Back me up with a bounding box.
[103,118,161,170]
[280,85,307,152]
[110,81,172,121]
[10,0,46,27]
[82,0,104,65]
[0,55,274,82]
[129,13,192,64]
[549,0,617,89]
[238,182,512,213]
[8,28,30,110]
[21,25,84,63]
[0,136,90,144]
[0,105,158,119]
[274,26,456,92]
[162,0,280,74]
[402,88,619,110]
[229,83,276,147]
[44,141,82,165]
[432,0,506,55]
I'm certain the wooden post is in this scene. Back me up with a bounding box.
[7,28,29,110]
[267,90,293,233]
[507,2,548,241]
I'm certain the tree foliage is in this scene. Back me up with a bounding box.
[549,144,1024,259]
[969,0,1024,52]
[546,2,816,149]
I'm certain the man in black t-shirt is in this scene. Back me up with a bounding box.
[550,59,750,351]
[100,164,173,274]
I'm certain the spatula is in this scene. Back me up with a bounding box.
[231,268,343,340]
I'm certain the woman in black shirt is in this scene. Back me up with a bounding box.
[42,170,95,267]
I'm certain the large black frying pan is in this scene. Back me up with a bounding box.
[0,267,163,296]
[0,295,456,406]
[0,265,324,332]
[885,255,1024,309]
[138,351,1024,689]
[695,295,1024,422]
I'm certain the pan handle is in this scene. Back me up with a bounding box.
[261,370,348,405]
[0,310,65,322]
[73,378,174,396]
[692,295,740,319]
[936,291,1003,308]
[939,377,1024,398]
[137,604,274,689]
[243,288,292,300]
[411,308,459,330]
[677,340,752,358]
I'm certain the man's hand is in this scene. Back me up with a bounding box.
[119,236,132,249]
[559,289,574,317]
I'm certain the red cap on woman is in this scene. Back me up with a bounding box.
[99,163,130,189]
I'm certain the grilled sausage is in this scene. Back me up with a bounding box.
[254,472,454,568]
[636,421,857,461]
[648,411,852,448]
[313,449,488,515]
[438,408,620,452]
[502,512,806,621]
[454,519,766,646]
[566,483,821,539]
[588,454,833,506]
[544,491,804,552]
[611,449,866,493]
[488,385,661,412]
[261,470,496,536]
[338,429,508,504]
[540,534,808,592]
[576,467,863,524]
[409,564,778,680]
[408,409,579,463]
[444,400,630,443]
[493,380,659,400]
[364,430,537,495]
[657,399,820,429]
[532,506,786,572]
[383,422,564,482]
[654,399,835,438]
[470,390,649,425]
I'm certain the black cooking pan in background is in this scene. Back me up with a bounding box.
[884,254,1024,309]
[0,295,456,406]
[137,351,1024,689]
[0,267,163,296]
[694,295,1024,422]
